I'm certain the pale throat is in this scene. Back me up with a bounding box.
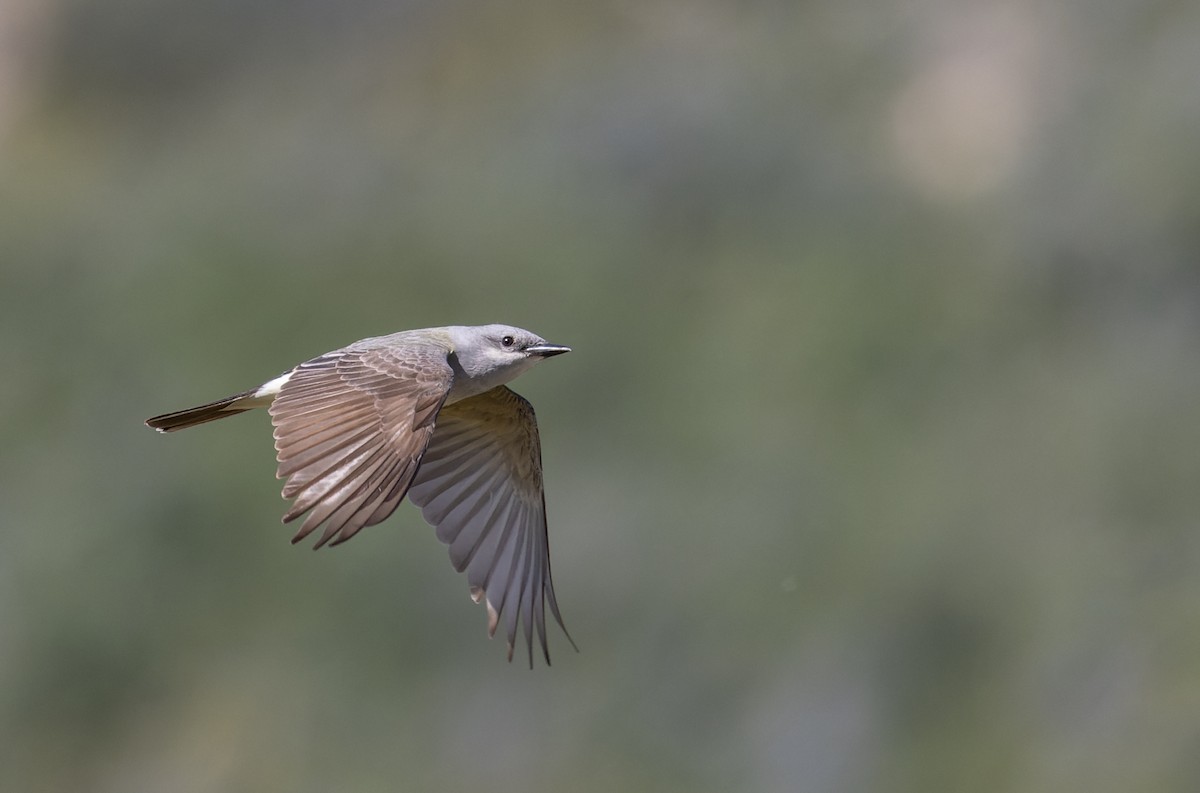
[444,353,537,405]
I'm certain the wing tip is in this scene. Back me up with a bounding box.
[472,586,574,667]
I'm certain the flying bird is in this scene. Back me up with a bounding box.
[146,324,575,665]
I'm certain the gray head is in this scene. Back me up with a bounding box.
[445,324,571,396]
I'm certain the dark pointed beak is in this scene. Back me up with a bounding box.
[525,343,571,358]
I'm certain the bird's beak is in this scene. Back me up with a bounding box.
[525,343,572,358]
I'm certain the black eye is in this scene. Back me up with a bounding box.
[501,335,515,347]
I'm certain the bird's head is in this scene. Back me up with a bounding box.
[448,324,571,387]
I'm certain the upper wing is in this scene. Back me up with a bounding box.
[407,386,574,666]
[269,339,454,548]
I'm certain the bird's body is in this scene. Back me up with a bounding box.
[146,324,574,665]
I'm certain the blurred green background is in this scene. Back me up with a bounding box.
[3,1,1200,791]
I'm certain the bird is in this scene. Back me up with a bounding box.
[145,324,575,666]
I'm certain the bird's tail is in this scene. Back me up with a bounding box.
[145,387,262,432]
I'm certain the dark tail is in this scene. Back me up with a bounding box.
[145,387,259,432]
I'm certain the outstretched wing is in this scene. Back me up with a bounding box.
[269,338,455,548]
[407,386,574,666]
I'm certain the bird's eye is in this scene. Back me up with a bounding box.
[501,335,515,347]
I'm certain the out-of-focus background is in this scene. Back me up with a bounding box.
[2,1,1199,791]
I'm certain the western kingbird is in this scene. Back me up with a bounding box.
[146,324,575,665]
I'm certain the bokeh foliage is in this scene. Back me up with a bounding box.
[2,1,1200,791]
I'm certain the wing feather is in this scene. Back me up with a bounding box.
[408,386,574,666]
[269,338,454,548]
